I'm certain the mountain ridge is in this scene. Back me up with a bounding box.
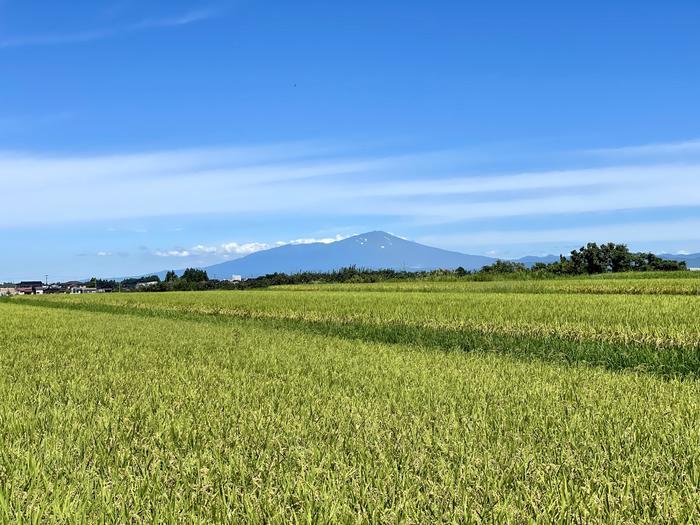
[133,232,699,281]
[200,231,496,279]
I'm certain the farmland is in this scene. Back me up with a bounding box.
[2,274,700,522]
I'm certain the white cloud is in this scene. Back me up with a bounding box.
[420,218,700,249]
[153,234,352,258]
[0,142,336,188]
[2,139,700,241]
[587,138,700,158]
[218,242,272,255]
[191,244,220,255]
[284,234,349,245]
[367,166,700,224]
[154,249,191,257]
[96,251,113,257]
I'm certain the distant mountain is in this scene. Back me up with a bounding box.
[513,255,560,266]
[659,253,700,269]
[139,233,699,282]
[200,231,496,279]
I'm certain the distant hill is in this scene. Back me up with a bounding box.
[659,253,700,269]
[200,231,496,279]
[137,233,697,281]
[512,255,560,266]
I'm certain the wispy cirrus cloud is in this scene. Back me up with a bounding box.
[585,138,700,159]
[420,218,700,249]
[3,138,700,254]
[130,8,221,30]
[3,137,700,280]
[0,7,221,49]
[2,144,699,227]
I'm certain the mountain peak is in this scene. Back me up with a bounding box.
[361,230,394,236]
[348,231,402,248]
[200,230,494,278]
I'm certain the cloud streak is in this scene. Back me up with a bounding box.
[2,138,700,252]
[130,8,221,30]
[587,139,700,158]
[0,7,220,49]
[421,218,700,249]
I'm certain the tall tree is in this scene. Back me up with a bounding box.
[181,268,209,282]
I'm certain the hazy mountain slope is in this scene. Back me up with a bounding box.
[513,255,560,266]
[659,253,700,268]
[132,235,699,281]
[202,231,496,279]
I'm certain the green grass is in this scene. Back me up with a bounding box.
[278,275,700,294]
[2,275,700,522]
[20,284,700,372]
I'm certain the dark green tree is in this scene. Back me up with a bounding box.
[600,243,632,273]
[181,268,209,282]
[480,260,527,274]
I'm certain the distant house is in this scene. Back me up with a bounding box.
[44,284,67,294]
[68,285,97,294]
[229,275,243,282]
[136,281,159,289]
[16,281,45,295]
[0,286,16,297]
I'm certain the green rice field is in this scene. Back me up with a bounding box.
[2,274,700,522]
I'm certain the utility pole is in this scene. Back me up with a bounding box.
[45,274,48,286]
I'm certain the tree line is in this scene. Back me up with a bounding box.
[84,268,212,292]
[87,242,687,292]
[478,242,686,276]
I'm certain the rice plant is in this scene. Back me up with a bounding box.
[2,274,700,522]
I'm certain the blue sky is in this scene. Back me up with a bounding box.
[2,0,700,281]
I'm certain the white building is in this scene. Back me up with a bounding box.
[136,281,160,289]
[69,285,97,294]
